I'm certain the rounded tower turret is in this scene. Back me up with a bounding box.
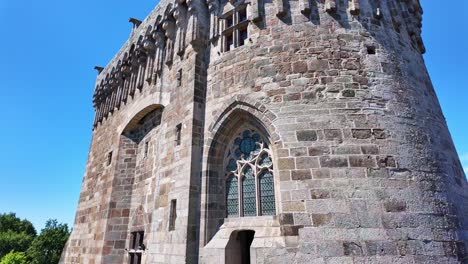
[61,0,467,263]
[200,0,468,263]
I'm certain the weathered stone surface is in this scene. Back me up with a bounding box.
[297,130,318,141]
[62,0,468,263]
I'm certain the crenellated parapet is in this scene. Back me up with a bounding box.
[92,0,425,128]
[92,0,209,128]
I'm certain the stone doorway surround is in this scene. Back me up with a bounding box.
[200,216,293,264]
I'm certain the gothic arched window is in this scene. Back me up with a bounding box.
[224,129,276,217]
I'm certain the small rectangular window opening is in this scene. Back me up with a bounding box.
[175,124,182,146]
[144,141,149,158]
[367,45,376,55]
[176,69,182,87]
[239,28,248,47]
[169,199,177,231]
[107,151,113,166]
[226,34,233,52]
[222,7,248,53]
[226,16,233,28]
[239,8,247,22]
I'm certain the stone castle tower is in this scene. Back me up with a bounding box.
[61,0,468,263]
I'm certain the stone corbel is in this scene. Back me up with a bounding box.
[92,85,101,108]
[187,0,204,48]
[120,58,132,103]
[246,0,261,22]
[349,0,360,16]
[129,52,140,97]
[162,19,176,65]
[152,30,166,80]
[94,106,101,126]
[325,0,336,13]
[114,66,125,109]
[97,104,103,124]
[415,34,425,54]
[143,35,157,84]
[98,92,105,122]
[108,70,119,112]
[107,72,117,114]
[103,85,111,118]
[207,0,219,40]
[135,43,148,90]
[95,84,105,122]
[299,0,310,15]
[173,2,188,56]
[276,0,286,17]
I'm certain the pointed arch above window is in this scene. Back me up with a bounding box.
[224,128,276,217]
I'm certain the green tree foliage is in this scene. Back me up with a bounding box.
[0,251,28,264]
[0,232,34,260]
[26,219,70,264]
[0,213,36,236]
[0,213,36,259]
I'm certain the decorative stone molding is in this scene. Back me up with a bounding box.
[207,0,220,40]
[173,1,187,55]
[91,0,427,128]
[162,19,176,65]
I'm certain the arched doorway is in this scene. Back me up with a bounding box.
[226,230,255,264]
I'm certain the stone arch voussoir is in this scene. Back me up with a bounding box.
[207,95,279,144]
[119,101,165,135]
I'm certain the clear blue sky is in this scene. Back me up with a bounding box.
[0,1,466,231]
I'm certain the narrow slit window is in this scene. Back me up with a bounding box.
[175,124,182,146]
[144,141,149,158]
[107,151,113,166]
[169,199,177,231]
[176,69,182,87]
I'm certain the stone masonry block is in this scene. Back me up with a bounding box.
[349,156,377,168]
[352,129,372,139]
[296,157,319,169]
[297,130,318,141]
[292,170,312,180]
[320,156,349,168]
[309,146,331,156]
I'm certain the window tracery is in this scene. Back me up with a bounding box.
[224,129,276,217]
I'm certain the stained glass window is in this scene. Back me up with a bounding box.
[259,170,276,216]
[224,128,276,217]
[226,175,239,217]
[242,167,257,216]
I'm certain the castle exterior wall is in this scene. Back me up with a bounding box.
[61,0,468,263]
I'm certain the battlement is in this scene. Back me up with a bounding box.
[92,0,425,127]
